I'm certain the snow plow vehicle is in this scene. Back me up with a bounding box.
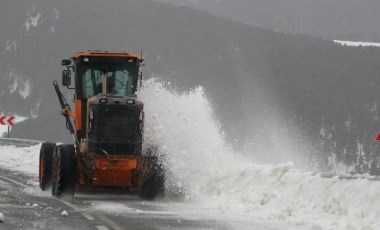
[39,51,164,199]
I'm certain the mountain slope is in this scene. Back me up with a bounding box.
[153,0,380,42]
[2,0,380,171]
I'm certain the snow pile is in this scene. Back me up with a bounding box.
[0,144,40,175]
[138,78,380,229]
[334,40,380,48]
[61,210,68,217]
[202,163,380,229]
[0,212,4,223]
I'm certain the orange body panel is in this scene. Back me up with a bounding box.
[74,99,82,131]
[74,51,142,60]
[77,155,141,187]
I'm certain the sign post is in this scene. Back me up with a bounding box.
[0,115,15,138]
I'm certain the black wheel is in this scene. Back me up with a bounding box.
[139,157,165,200]
[51,145,76,198]
[51,146,59,197]
[39,142,56,191]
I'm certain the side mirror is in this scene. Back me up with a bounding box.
[61,59,72,66]
[62,69,71,86]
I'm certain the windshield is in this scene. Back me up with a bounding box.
[81,67,134,98]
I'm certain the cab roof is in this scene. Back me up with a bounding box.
[74,51,142,60]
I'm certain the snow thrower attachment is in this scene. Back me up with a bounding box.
[39,51,164,200]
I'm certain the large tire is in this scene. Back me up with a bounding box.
[39,142,56,191]
[51,146,59,197]
[51,145,76,198]
[139,157,165,200]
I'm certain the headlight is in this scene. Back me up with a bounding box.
[99,98,108,103]
[127,99,135,104]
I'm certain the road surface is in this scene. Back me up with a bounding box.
[0,168,286,230]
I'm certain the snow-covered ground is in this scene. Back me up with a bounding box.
[334,40,380,47]
[2,79,380,229]
[0,145,40,175]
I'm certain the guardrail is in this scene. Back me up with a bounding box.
[0,137,43,147]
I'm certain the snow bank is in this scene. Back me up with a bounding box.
[0,144,40,176]
[61,210,68,217]
[334,40,380,48]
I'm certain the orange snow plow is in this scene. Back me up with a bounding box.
[39,51,164,199]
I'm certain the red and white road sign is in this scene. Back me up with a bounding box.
[0,116,15,126]
[376,132,380,141]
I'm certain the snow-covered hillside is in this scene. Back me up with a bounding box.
[334,40,380,47]
[2,79,380,229]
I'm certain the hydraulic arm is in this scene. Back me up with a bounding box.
[53,81,79,146]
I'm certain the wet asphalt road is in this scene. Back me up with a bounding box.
[0,169,231,230]
[0,169,283,230]
[0,169,95,230]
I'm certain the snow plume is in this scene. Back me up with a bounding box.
[138,78,380,229]
[138,78,238,198]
